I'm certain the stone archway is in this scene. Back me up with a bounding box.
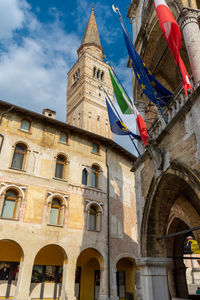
[0,239,24,299]
[141,161,200,257]
[75,248,104,300]
[116,257,136,300]
[30,244,67,299]
[140,161,200,299]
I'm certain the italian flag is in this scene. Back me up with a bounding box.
[109,69,149,145]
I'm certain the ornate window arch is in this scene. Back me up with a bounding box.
[86,201,103,231]
[46,193,68,227]
[0,184,26,220]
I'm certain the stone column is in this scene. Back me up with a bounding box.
[136,257,173,300]
[167,264,176,298]
[99,268,108,300]
[135,268,143,300]
[13,254,34,300]
[174,259,188,298]
[60,259,68,300]
[179,8,200,86]
[64,257,76,300]
[110,267,118,300]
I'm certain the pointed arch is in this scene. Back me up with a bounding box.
[141,160,200,257]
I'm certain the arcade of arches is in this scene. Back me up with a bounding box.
[0,244,137,299]
[139,162,200,299]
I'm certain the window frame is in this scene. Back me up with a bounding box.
[92,142,100,155]
[59,132,68,144]
[49,198,61,226]
[20,119,31,133]
[91,165,100,188]
[86,202,102,232]
[82,168,88,186]
[10,143,28,171]
[1,189,18,220]
[46,194,68,227]
[55,154,67,180]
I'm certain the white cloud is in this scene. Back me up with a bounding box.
[0,0,29,40]
[0,0,80,121]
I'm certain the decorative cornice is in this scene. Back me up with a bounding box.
[179,7,200,30]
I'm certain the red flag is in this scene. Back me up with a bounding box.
[153,0,193,95]
[135,111,149,146]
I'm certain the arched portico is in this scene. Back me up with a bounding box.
[140,161,200,300]
[0,239,23,299]
[30,244,67,299]
[75,248,104,300]
[115,257,136,300]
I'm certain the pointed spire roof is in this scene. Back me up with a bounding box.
[77,8,104,60]
[81,8,102,47]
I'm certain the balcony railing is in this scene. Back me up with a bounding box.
[149,76,195,140]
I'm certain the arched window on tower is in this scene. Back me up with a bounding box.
[97,69,100,79]
[82,168,88,185]
[93,67,97,78]
[100,71,104,81]
[91,165,100,188]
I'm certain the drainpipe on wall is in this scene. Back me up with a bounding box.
[106,146,111,299]
[0,105,14,154]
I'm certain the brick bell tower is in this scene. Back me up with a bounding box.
[66,8,113,139]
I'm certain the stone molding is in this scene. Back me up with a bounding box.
[85,199,103,213]
[136,257,173,275]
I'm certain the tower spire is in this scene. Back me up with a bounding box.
[77,8,104,60]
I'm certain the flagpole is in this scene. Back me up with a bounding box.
[100,85,141,157]
[112,5,168,126]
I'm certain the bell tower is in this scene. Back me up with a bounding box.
[66,8,113,139]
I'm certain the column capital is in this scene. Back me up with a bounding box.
[179,7,200,30]
[136,256,173,268]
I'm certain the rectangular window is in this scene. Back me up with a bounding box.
[89,214,96,231]
[49,207,59,225]
[55,163,64,179]
[11,152,24,169]
[31,265,62,283]
[60,132,67,143]
[1,200,15,218]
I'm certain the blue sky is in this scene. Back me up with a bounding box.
[0,0,137,154]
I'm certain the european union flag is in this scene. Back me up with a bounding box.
[106,98,141,140]
[121,20,172,106]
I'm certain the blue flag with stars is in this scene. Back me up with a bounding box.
[106,98,141,140]
[121,20,172,106]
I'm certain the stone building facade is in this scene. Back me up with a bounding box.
[0,9,138,300]
[127,0,200,299]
